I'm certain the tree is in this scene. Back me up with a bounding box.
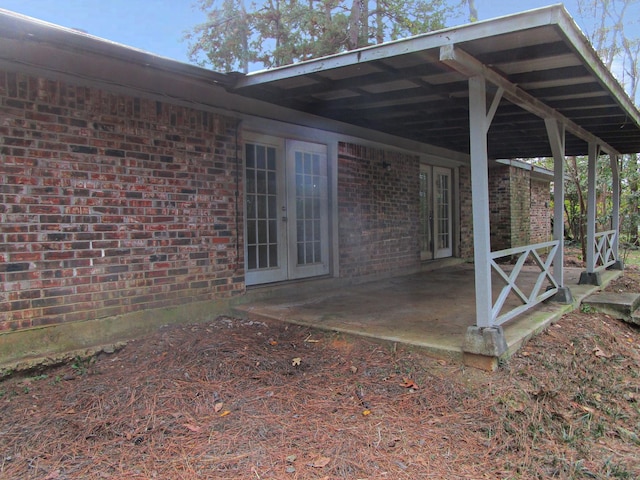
[185,0,252,73]
[186,0,463,72]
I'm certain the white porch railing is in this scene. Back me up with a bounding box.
[490,240,560,326]
[592,229,617,272]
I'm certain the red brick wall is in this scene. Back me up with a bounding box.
[0,71,244,333]
[458,166,473,259]
[337,142,420,278]
[489,165,512,251]
[489,165,532,250]
[460,165,551,257]
[530,179,551,243]
[510,168,531,247]
[488,165,552,251]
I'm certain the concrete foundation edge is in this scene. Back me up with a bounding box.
[463,352,501,371]
[579,271,602,286]
[462,326,508,371]
[0,298,233,375]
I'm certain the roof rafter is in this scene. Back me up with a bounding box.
[439,44,621,156]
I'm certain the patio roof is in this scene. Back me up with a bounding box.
[231,4,640,160]
[2,5,638,161]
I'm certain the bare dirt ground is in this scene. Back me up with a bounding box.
[1,271,639,479]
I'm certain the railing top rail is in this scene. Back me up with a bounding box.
[490,240,559,260]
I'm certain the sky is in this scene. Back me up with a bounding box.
[0,1,618,65]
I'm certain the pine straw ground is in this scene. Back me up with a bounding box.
[1,273,639,479]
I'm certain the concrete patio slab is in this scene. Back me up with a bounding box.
[233,263,621,365]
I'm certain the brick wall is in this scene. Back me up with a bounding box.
[466,165,551,256]
[509,167,531,247]
[458,166,473,259]
[337,142,420,278]
[0,71,244,333]
[530,178,551,243]
[489,165,512,251]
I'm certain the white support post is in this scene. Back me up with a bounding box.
[468,76,493,328]
[611,155,621,260]
[586,142,598,273]
[579,142,603,285]
[544,118,566,287]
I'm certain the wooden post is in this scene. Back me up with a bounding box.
[468,76,493,328]
[586,142,598,273]
[579,142,603,285]
[611,154,621,261]
[544,119,565,287]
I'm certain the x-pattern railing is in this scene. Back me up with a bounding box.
[490,240,560,326]
[593,229,617,272]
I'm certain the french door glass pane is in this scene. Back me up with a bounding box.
[419,170,431,253]
[295,151,322,266]
[246,143,279,270]
[437,173,450,250]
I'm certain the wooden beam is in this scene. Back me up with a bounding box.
[610,154,621,261]
[469,75,493,328]
[586,142,600,272]
[545,118,566,287]
[439,45,621,156]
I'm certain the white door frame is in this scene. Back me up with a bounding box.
[244,133,329,285]
[419,164,453,260]
[433,166,453,258]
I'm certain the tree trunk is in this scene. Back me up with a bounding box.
[568,156,588,260]
[348,0,360,49]
[467,0,478,22]
[375,0,384,43]
[241,0,249,73]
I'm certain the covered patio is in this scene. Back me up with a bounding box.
[234,262,621,369]
[231,4,640,368]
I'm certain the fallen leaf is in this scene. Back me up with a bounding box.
[437,359,447,366]
[269,340,278,346]
[350,366,358,374]
[593,347,611,358]
[309,456,331,468]
[362,409,371,416]
[214,402,224,413]
[184,423,202,433]
[572,402,595,415]
[286,455,297,463]
[292,357,301,366]
[220,410,231,417]
[400,378,419,389]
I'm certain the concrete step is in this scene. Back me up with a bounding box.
[582,292,640,324]
[630,309,640,326]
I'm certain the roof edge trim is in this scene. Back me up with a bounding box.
[0,8,233,88]
[235,4,566,89]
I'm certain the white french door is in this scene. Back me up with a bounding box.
[244,134,329,285]
[434,167,452,258]
[419,165,453,260]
